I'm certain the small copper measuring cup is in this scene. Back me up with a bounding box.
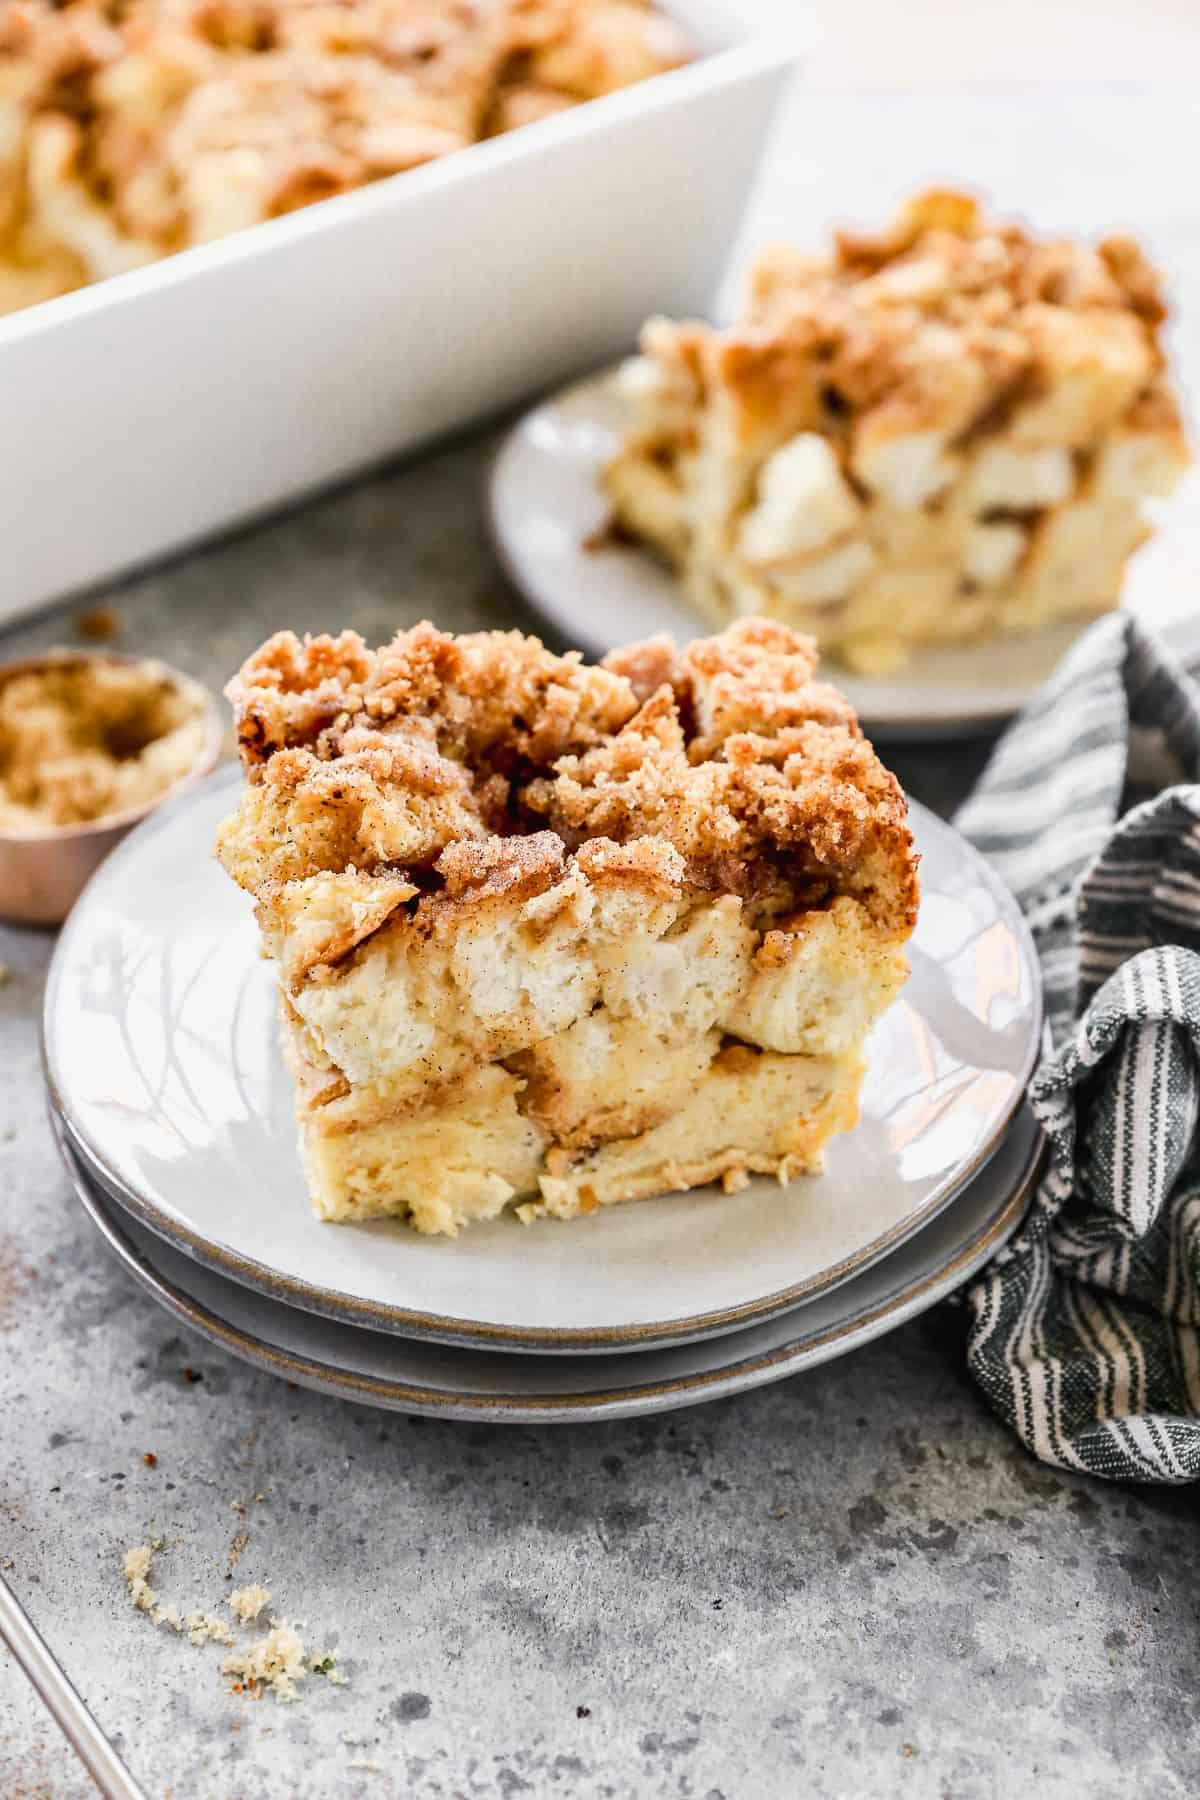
[0,650,223,927]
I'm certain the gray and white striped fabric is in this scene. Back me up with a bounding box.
[956,614,1200,1481]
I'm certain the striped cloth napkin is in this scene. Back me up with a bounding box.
[955,613,1200,1482]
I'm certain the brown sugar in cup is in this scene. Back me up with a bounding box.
[0,650,223,926]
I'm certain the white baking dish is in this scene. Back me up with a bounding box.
[0,3,806,624]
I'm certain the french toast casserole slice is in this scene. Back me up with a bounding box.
[604,189,1189,675]
[217,618,919,1235]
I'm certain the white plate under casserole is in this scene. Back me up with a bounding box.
[488,368,1200,740]
[59,1103,1042,1423]
[0,4,806,623]
[43,769,1042,1355]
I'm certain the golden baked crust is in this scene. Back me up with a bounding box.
[605,189,1190,673]
[218,618,918,1234]
[0,0,689,312]
[220,616,917,926]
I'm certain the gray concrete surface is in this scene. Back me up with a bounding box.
[4,83,1200,1800]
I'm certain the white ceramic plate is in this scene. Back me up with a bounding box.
[44,769,1041,1354]
[57,1105,1042,1423]
[488,369,1200,740]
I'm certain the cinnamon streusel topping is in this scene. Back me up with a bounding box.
[696,188,1179,454]
[219,617,918,937]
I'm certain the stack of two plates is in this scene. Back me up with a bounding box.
[45,773,1044,1424]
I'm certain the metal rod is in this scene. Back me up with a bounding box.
[0,1569,147,1800]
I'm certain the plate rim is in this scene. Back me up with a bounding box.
[57,1107,1043,1424]
[43,768,1043,1353]
[487,366,1200,741]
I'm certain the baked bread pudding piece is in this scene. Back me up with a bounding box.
[216,619,918,1235]
[604,189,1191,675]
[0,0,689,314]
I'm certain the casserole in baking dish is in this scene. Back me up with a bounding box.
[0,1,805,620]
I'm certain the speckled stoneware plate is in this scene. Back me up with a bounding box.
[488,369,1200,741]
[43,768,1041,1355]
[58,1105,1042,1423]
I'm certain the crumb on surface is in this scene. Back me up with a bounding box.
[186,1611,236,1649]
[229,1583,272,1624]
[121,1545,342,1700]
[123,1543,157,1614]
[75,605,122,643]
[223,1621,310,1703]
